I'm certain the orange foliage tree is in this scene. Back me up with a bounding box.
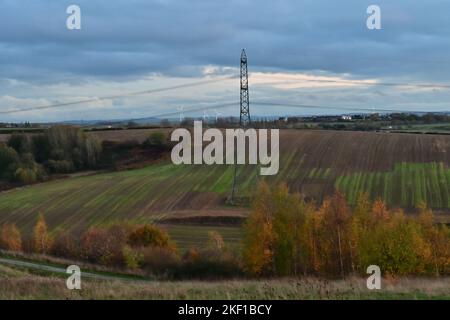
[242,182,275,275]
[0,223,22,251]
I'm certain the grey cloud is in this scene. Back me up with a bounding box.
[1,0,450,82]
[1,0,450,121]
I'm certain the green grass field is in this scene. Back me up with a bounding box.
[335,162,450,208]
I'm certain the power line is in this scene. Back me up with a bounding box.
[145,100,445,120]
[251,101,445,114]
[294,56,450,66]
[0,75,237,115]
[143,102,237,119]
[3,73,449,118]
[250,74,450,90]
[6,75,450,117]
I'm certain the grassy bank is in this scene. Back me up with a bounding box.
[1,265,449,300]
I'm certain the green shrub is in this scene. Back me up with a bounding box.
[0,145,19,177]
[46,159,75,174]
[122,245,143,269]
[13,168,37,184]
[143,131,167,148]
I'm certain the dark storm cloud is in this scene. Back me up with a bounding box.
[1,0,450,83]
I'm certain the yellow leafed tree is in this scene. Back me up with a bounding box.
[34,213,51,254]
[242,182,274,275]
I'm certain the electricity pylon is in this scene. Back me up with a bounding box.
[230,49,251,204]
[239,49,251,127]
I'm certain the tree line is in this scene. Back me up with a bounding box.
[243,183,450,277]
[0,215,240,279]
[0,127,172,185]
[0,126,102,183]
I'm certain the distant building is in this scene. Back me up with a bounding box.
[341,115,352,121]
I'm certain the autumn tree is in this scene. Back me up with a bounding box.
[271,183,297,276]
[242,182,275,276]
[349,192,372,272]
[372,198,390,221]
[0,223,22,251]
[81,227,113,263]
[418,203,450,275]
[51,231,79,258]
[380,210,429,275]
[80,224,130,265]
[128,224,175,251]
[33,213,51,254]
[318,192,352,277]
[243,182,311,276]
[302,207,323,274]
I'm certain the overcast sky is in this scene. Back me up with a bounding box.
[1,0,450,122]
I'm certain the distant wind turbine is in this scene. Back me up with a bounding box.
[203,110,210,122]
[214,109,223,122]
[177,106,185,123]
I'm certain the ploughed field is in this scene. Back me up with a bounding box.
[0,129,449,247]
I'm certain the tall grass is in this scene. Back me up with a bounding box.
[1,271,449,300]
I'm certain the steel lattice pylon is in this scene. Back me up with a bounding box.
[239,49,251,127]
[229,49,251,204]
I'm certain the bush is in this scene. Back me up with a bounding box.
[10,153,46,183]
[0,145,19,178]
[46,159,75,174]
[143,131,167,148]
[0,224,22,251]
[13,167,37,184]
[171,231,242,279]
[80,227,113,264]
[136,246,181,273]
[51,231,79,259]
[173,247,243,279]
[128,224,174,250]
[122,245,143,269]
[80,224,130,265]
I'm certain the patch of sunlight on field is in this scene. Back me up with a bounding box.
[335,162,450,208]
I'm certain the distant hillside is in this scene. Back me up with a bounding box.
[0,130,449,234]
